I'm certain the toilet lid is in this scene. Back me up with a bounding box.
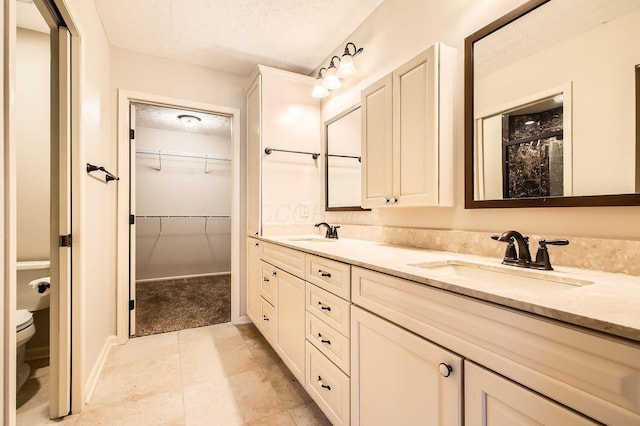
[16,309,33,331]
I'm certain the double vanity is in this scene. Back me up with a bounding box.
[246,235,640,425]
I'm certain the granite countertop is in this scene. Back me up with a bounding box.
[259,235,640,343]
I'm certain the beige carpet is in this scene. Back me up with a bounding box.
[134,274,231,337]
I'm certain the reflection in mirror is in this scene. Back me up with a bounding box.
[325,105,367,211]
[475,88,571,200]
[466,0,640,207]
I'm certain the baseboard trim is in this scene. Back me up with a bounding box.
[84,335,117,403]
[136,271,231,283]
[234,315,252,325]
[25,346,49,361]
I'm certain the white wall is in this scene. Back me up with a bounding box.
[135,126,231,280]
[15,28,49,261]
[318,0,640,240]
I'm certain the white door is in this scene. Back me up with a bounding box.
[129,103,137,335]
[351,305,462,426]
[49,26,72,418]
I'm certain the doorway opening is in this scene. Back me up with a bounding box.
[130,103,233,337]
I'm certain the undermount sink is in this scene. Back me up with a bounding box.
[286,237,337,243]
[410,260,594,290]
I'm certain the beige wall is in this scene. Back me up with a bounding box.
[15,28,49,261]
[318,0,640,240]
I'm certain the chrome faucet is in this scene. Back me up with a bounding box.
[492,230,568,270]
[315,222,340,239]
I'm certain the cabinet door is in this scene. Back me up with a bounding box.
[361,74,393,208]
[275,269,306,384]
[465,361,598,426]
[246,238,262,324]
[246,76,261,237]
[351,306,462,426]
[392,46,437,207]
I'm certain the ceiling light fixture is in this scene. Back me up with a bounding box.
[311,68,330,99]
[311,42,363,99]
[178,114,201,127]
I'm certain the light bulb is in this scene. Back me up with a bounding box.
[311,79,329,98]
[338,54,356,77]
[323,67,341,90]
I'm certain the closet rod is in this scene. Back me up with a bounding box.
[327,153,361,162]
[136,148,231,162]
[264,147,320,160]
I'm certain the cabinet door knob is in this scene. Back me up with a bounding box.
[255,242,259,247]
[317,376,331,390]
[438,363,452,378]
[262,277,269,282]
[271,271,277,276]
[262,315,269,322]
[383,197,390,204]
[390,197,398,204]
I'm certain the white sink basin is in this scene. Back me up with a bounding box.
[410,260,594,290]
[286,237,337,243]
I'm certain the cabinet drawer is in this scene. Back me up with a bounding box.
[306,283,350,337]
[260,241,305,279]
[352,266,640,425]
[306,311,350,375]
[260,298,276,344]
[259,261,277,305]
[306,254,351,300]
[306,341,350,426]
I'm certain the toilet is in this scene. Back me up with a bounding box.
[16,309,36,390]
[15,264,50,392]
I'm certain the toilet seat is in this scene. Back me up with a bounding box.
[16,309,33,333]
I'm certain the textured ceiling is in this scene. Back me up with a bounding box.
[93,0,384,76]
[475,0,640,79]
[135,103,232,137]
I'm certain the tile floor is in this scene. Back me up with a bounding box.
[17,323,331,425]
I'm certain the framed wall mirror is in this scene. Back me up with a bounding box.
[325,105,368,211]
[465,0,640,208]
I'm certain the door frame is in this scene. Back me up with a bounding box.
[3,0,84,422]
[116,90,245,344]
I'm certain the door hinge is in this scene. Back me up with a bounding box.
[130,214,135,225]
[129,300,135,310]
[129,128,135,139]
[59,234,72,247]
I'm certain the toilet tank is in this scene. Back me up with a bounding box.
[17,261,50,311]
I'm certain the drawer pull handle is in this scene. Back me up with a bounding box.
[317,333,331,345]
[317,376,331,390]
[263,277,269,282]
[318,269,332,278]
[438,363,452,378]
[262,315,269,322]
[317,302,332,311]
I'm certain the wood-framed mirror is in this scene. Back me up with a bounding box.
[465,0,640,208]
[325,104,369,211]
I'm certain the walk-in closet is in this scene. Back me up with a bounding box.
[132,103,232,336]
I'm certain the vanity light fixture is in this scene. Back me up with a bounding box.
[311,42,364,98]
[312,68,330,99]
[178,114,201,127]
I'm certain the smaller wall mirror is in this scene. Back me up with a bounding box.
[325,105,368,211]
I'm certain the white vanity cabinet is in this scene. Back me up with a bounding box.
[361,42,455,208]
[246,238,262,324]
[351,305,462,425]
[253,242,307,384]
[351,266,640,425]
